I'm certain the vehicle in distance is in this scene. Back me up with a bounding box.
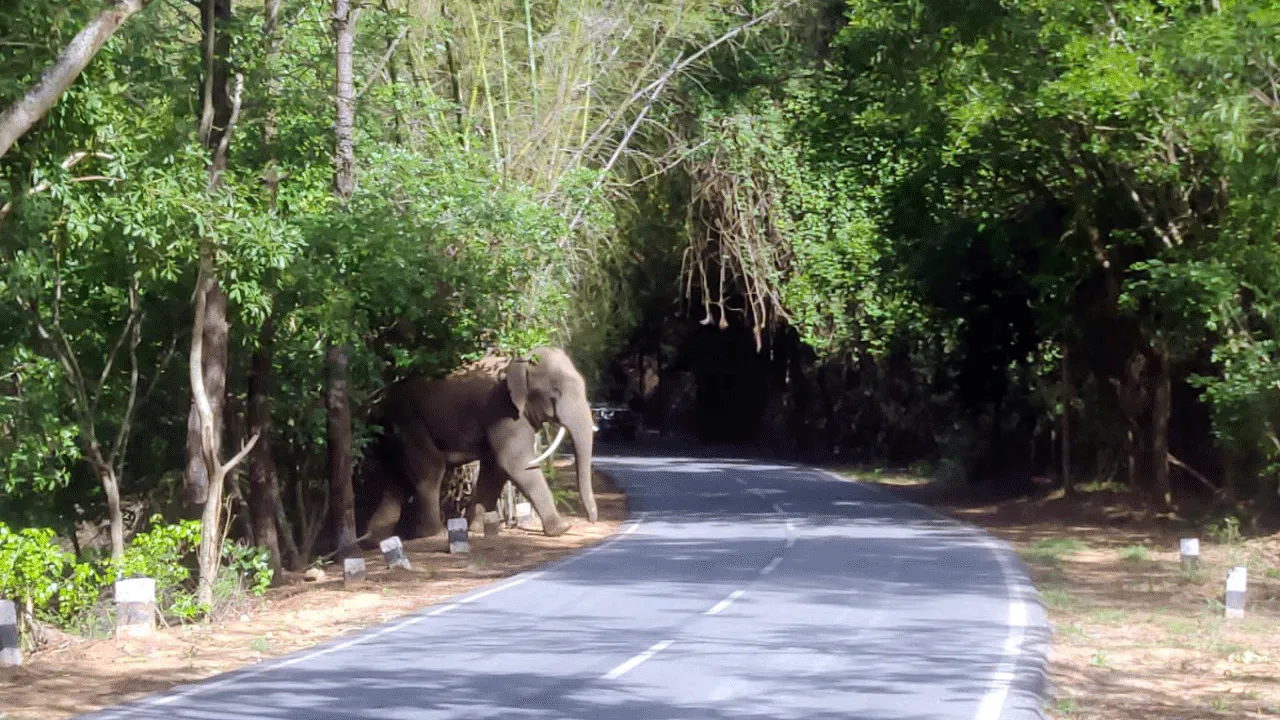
[592,402,639,441]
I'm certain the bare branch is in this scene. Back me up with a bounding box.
[0,0,155,159]
[0,151,116,221]
[356,23,409,100]
[108,275,143,471]
[560,1,794,182]
[1168,453,1220,496]
[223,433,261,476]
[138,331,179,410]
[207,73,245,192]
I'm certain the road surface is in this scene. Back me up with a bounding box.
[77,453,1049,720]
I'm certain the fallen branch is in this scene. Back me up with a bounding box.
[1168,453,1220,496]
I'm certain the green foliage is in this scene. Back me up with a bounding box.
[220,540,273,598]
[0,517,273,634]
[109,516,203,620]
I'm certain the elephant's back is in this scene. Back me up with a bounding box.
[384,373,502,451]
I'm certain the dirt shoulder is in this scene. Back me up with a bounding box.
[0,462,627,720]
[828,466,1280,720]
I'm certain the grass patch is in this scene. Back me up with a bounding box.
[1161,617,1198,635]
[1040,586,1078,610]
[1022,537,1088,567]
[1056,621,1088,643]
[1085,607,1129,625]
[1118,544,1151,563]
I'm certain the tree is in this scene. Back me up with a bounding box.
[0,0,157,159]
[327,0,359,559]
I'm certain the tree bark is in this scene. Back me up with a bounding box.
[326,344,357,558]
[332,0,357,199]
[1151,342,1173,509]
[191,262,259,608]
[183,282,228,504]
[325,0,359,560]
[247,316,283,578]
[261,0,282,207]
[0,0,155,159]
[1061,342,1073,497]
[99,467,125,561]
[184,0,235,507]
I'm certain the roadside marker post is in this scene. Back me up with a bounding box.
[515,502,535,530]
[1179,538,1200,573]
[114,577,157,638]
[343,557,367,586]
[484,510,502,537]
[0,599,20,666]
[379,536,410,570]
[1226,566,1247,619]
[448,517,470,554]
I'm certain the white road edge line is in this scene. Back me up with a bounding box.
[760,556,783,575]
[91,512,650,719]
[705,589,745,615]
[973,538,1030,720]
[814,467,1036,720]
[602,639,674,680]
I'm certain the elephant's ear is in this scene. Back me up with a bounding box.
[505,360,530,418]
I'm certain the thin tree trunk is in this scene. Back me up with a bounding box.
[99,467,125,560]
[247,316,283,578]
[1152,343,1173,508]
[191,261,259,607]
[333,0,357,199]
[184,0,234,507]
[183,280,228,504]
[326,345,357,557]
[326,0,359,560]
[1062,342,1073,497]
[0,0,155,159]
[261,0,283,206]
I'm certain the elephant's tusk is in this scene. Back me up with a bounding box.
[526,425,567,469]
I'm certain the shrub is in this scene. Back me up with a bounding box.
[0,516,276,637]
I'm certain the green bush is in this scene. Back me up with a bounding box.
[0,517,275,635]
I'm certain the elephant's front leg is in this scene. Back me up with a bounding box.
[489,434,571,537]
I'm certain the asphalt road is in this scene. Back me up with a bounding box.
[77,453,1049,720]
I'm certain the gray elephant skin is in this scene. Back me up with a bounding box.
[356,347,598,545]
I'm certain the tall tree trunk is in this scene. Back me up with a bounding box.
[327,0,359,560]
[0,0,156,159]
[1062,342,1073,497]
[98,466,125,560]
[1151,342,1173,509]
[326,345,357,557]
[261,0,283,207]
[183,279,228,504]
[184,0,234,507]
[247,316,283,578]
[333,0,357,200]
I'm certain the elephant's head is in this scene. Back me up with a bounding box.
[503,347,598,523]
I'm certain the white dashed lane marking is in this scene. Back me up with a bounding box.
[602,640,674,680]
[705,589,745,615]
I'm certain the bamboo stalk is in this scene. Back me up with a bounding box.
[468,3,502,164]
[523,0,539,117]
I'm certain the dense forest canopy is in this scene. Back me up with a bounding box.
[2,0,1280,627]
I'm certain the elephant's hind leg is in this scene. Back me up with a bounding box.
[363,483,406,548]
[398,435,447,538]
[468,458,506,534]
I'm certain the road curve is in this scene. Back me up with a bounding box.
[76,453,1049,720]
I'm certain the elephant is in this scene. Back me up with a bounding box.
[357,347,598,545]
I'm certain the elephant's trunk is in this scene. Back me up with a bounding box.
[559,394,598,523]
